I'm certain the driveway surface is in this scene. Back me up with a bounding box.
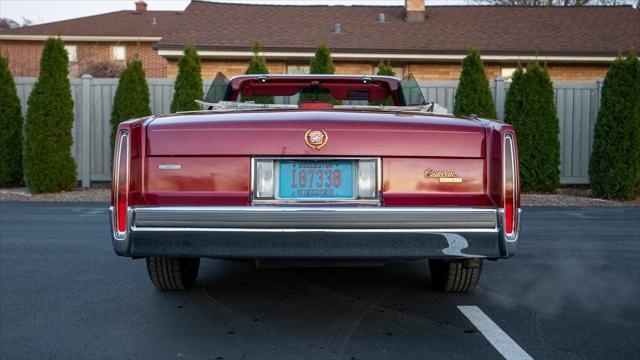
[1,202,639,359]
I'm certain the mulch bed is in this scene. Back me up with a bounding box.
[522,187,640,206]
[0,187,110,202]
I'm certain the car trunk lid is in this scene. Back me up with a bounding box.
[145,110,486,158]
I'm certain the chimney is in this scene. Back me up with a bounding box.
[135,1,147,13]
[405,0,425,22]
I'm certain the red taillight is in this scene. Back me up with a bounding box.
[505,200,514,234]
[503,132,517,236]
[114,131,129,237]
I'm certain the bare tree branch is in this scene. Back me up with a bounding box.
[0,18,20,30]
[20,16,33,27]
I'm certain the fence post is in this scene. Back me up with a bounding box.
[596,79,604,106]
[494,76,505,121]
[80,74,92,188]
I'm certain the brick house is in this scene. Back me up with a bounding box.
[156,0,639,81]
[0,1,180,77]
[1,0,638,81]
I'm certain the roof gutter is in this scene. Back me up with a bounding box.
[157,49,617,63]
[0,35,162,42]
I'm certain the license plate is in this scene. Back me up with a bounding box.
[278,160,354,199]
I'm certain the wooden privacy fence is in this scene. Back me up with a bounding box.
[13,76,602,187]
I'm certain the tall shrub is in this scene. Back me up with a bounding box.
[111,59,151,149]
[375,60,395,105]
[310,43,335,74]
[504,63,560,192]
[376,60,395,76]
[589,55,640,200]
[23,37,76,193]
[454,48,497,118]
[243,41,272,104]
[0,56,24,186]
[301,43,338,103]
[245,41,269,74]
[171,43,203,112]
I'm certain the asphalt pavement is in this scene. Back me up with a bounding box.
[1,202,639,359]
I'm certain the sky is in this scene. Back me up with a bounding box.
[0,0,468,25]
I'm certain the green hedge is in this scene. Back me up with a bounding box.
[504,63,560,192]
[170,43,203,112]
[23,38,77,193]
[589,55,640,200]
[0,56,24,186]
[111,59,151,150]
[454,48,497,119]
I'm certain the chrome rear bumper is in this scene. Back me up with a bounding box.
[111,206,520,259]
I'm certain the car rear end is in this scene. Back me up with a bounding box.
[110,109,520,292]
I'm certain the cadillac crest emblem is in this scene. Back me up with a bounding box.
[305,129,328,150]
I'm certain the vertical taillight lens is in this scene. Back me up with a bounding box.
[254,159,275,199]
[114,131,129,238]
[357,159,378,199]
[503,132,517,237]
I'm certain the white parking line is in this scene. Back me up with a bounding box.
[458,305,533,360]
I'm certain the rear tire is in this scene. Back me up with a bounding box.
[146,256,200,290]
[429,258,482,293]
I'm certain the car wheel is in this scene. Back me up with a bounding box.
[429,258,482,293]
[146,256,200,290]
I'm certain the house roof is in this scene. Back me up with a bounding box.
[0,9,182,39]
[156,1,640,57]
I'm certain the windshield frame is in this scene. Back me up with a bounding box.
[208,75,409,104]
[203,74,428,107]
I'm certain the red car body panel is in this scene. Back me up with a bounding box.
[145,111,485,158]
[116,111,516,208]
[145,156,249,206]
[382,157,494,207]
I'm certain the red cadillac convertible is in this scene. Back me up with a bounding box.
[111,74,520,293]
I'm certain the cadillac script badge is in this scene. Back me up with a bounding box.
[424,168,463,183]
[305,129,328,150]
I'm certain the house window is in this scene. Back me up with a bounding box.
[374,65,404,79]
[112,45,126,61]
[287,64,310,74]
[65,45,77,63]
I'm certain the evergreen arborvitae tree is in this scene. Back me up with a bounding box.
[23,37,76,193]
[504,63,560,192]
[301,43,338,103]
[454,48,497,118]
[111,59,151,149]
[589,55,640,200]
[310,43,335,74]
[376,60,395,76]
[245,41,269,74]
[170,43,203,112]
[375,60,395,105]
[0,56,24,186]
[243,41,272,104]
